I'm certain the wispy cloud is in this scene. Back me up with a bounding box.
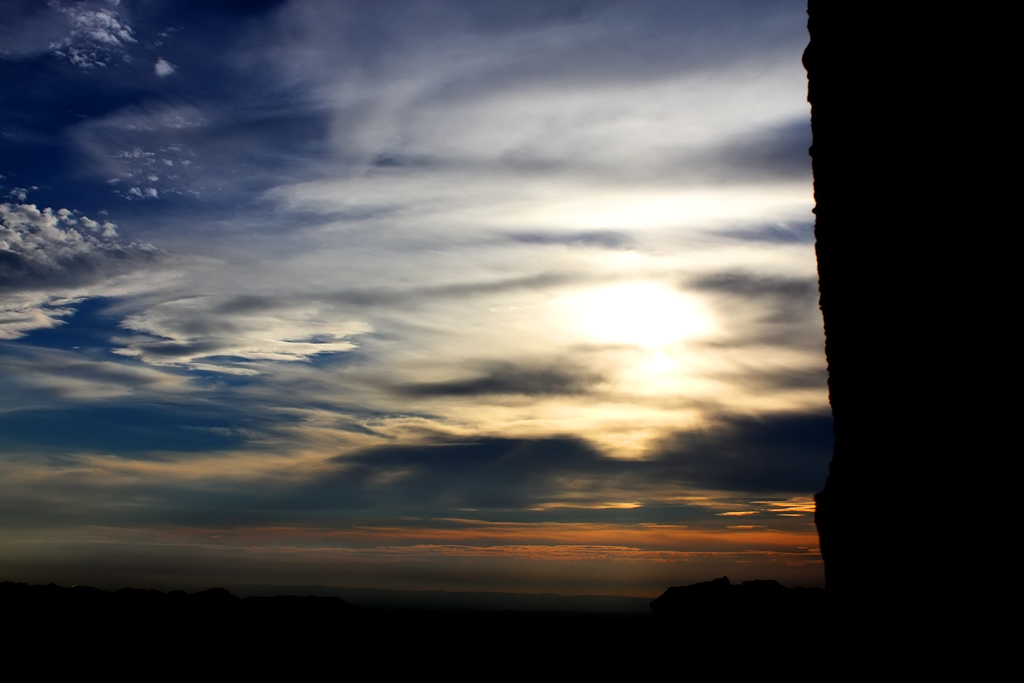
[114,296,370,370]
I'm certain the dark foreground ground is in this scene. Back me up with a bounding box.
[4,578,837,679]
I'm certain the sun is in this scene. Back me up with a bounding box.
[563,281,712,347]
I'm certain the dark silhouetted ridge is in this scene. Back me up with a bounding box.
[0,578,833,677]
[650,576,826,626]
[1,580,658,678]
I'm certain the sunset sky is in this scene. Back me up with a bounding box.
[0,0,829,597]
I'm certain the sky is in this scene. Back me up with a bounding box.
[0,0,828,597]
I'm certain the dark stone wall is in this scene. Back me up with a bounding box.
[805,1,998,611]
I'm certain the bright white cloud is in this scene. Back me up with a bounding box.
[154,58,176,77]
[0,292,80,341]
[0,202,157,339]
[1,202,121,269]
[47,1,136,69]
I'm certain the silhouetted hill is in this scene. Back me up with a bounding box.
[650,576,826,627]
[2,579,829,677]
[0,580,358,612]
[233,583,651,614]
[1,580,363,651]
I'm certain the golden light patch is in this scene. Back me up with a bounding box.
[561,281,712,348]
[532,501,643,511]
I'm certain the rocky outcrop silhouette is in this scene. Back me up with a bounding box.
[650,576,825,627]
[805,0,998,603]
[804,2,997,672]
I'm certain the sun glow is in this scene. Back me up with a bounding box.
[564,281,712,348]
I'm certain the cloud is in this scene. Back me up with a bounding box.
[720,119,813,179]
[0,291,80,340]
[0,345,190,403]
[35,1,137,69]
[719,222,815,244]
[311,436,638,514]
[256,0,809,101]
[670,118,811,184]
[253,0,812,233]
[691,272,817,301]
[70,105,208,199]
[270,411,831,517]
[713,367,828,394]
[652,412,834,493]
[70,101,334,202]
[508,231,635,250]
[154,58,176,77]
[692,272,818,321]
[0,201,161,340]
[114,296,371,371]
[192,272,589,318]
[0,202,156,291]
[329,272,588,308]
[395,362,605,397]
